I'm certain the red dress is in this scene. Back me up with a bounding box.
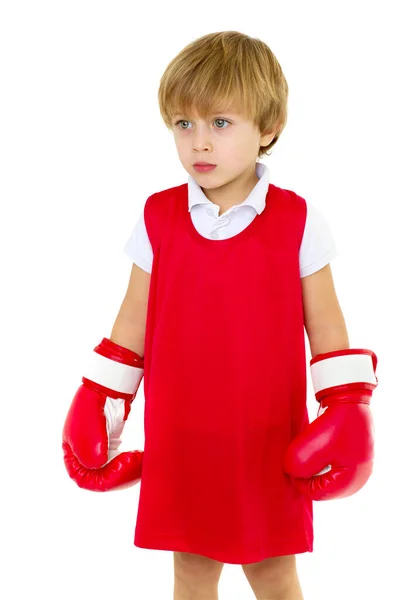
[133,182,314,564]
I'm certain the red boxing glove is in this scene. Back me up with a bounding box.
[283,348,378,500]
[62,338,144,492]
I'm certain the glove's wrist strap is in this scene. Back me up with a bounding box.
[83,350,144,396]
[310,348,378,396]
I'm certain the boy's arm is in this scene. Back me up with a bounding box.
[110,262,151,358]
[284,263,378,501]
[301,263,350,357]
[62,262,150,492]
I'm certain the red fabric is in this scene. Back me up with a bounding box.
[133,181,314,564]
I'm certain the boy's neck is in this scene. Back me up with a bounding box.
[201,169,259,216]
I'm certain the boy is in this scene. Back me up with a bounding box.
[63,31,378,600]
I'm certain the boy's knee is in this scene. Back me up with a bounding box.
[173,551,224,598]
[241,554,298,593]
[174,551,224,577]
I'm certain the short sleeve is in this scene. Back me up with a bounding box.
[299,201,339,278]
[123,209,153,274]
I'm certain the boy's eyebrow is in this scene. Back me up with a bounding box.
[173,109,240,117]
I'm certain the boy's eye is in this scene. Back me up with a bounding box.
[174,118,230,130]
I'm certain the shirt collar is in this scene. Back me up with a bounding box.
[187,162,270,215]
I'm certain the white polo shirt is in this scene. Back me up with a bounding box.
[123,162,338,278]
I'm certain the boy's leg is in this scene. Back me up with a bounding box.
[241,554,304,600]
[173,551,225,600]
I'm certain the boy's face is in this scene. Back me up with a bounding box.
[171,105,277,188]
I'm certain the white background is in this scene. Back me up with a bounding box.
[1,1,398,598]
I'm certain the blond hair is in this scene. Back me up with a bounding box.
[158,31,289,158]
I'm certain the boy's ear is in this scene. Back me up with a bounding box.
[260,126,279,146]
[260,119,281,140]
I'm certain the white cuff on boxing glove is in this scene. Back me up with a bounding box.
[84,350,144,396]
[310,348,378,418]
[83,344,144,464]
